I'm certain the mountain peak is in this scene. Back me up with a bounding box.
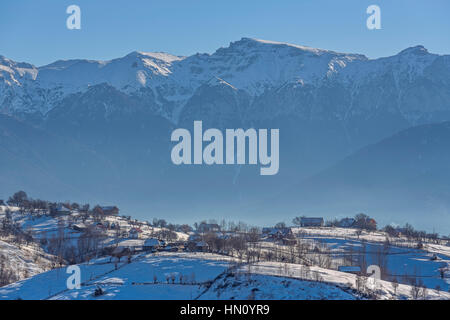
[227,37,328,55]
[398,45,429,56]
[125,51,184,63]
[0,55,36,69]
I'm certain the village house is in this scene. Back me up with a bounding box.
[188,233,202,243]
[300,217,324,227]
[197,223,221,233]
[94,222,107,232]
[69,210,81,217]
[55,203,71,215]
[262,227,294,240]
[394,227,408,237]
[100,206,119,216]
[338,218,356,228]
[171,241,186,251]
[113,239,144,254]
[195,241,209,252]
[129,227,143,239]
[143,238,161,251]
[72,223,87,232]
[110,222,118,230]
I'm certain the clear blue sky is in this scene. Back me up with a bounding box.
[1,0,449,66]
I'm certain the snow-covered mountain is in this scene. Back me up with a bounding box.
[1,38,450,230]
[2,38,449,125]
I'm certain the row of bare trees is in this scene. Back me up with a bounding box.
[0,254,19,287]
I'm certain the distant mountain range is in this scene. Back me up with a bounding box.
[1,38,450,232]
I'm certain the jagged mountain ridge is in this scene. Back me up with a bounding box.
[2,38,449,126]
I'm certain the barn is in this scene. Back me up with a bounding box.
[129,227,143,239]
[300,217,324,227]
[338,218,356,228]
[143,238,161,251]
[100,206,119,215]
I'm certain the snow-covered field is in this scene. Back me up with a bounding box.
[1,252,448,300]
[0,253,234,300]
[246,262,449,300]
[294,227,450,256]
[200,273,359,300]
[306,236,450,291]
[290,227,450,291]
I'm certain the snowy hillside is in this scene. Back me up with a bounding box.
[0,252,448,300]
[293,228,450,291]
[1,200,450,300]
[0,238,54,285]
[0,205,54,284]
[0,204,190,287]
